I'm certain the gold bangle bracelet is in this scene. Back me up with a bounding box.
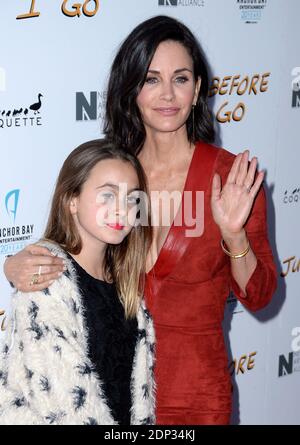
[220,238,250,259]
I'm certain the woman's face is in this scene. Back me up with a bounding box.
[70,159,141,249]
[136,40,201,137]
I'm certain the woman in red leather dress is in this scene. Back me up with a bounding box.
[3,16,277,424]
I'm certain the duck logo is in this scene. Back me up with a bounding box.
[0,93,43,129]
[29,93,43,114]
[5,190,20,225]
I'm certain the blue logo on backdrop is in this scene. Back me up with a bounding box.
[237,0,268,24]
[5,189,20,224]
[0,190,35,256]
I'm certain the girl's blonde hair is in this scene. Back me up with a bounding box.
[44,139,152,318]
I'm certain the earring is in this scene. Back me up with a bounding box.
[192,104,195,142]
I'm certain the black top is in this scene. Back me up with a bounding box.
[67,254,138,425]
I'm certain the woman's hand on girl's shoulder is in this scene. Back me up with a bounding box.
[3,244,65,293]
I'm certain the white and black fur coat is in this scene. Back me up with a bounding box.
[0,242,156,425]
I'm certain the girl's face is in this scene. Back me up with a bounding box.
[70,159,141,248]
[136,40,201,137]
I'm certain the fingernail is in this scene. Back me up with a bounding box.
[58,272,63,277]
[63,265,67,271]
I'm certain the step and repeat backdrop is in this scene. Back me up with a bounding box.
[0,0,299,425]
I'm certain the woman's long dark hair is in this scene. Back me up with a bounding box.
[104,15,215,154]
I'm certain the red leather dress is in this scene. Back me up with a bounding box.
[145,141,277,425]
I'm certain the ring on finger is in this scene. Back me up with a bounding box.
[29,273,39,286]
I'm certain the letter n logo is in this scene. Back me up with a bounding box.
[158,0,178,6]
[292,88,300,108]
[278,352,293,377]
[76,92,98,120]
